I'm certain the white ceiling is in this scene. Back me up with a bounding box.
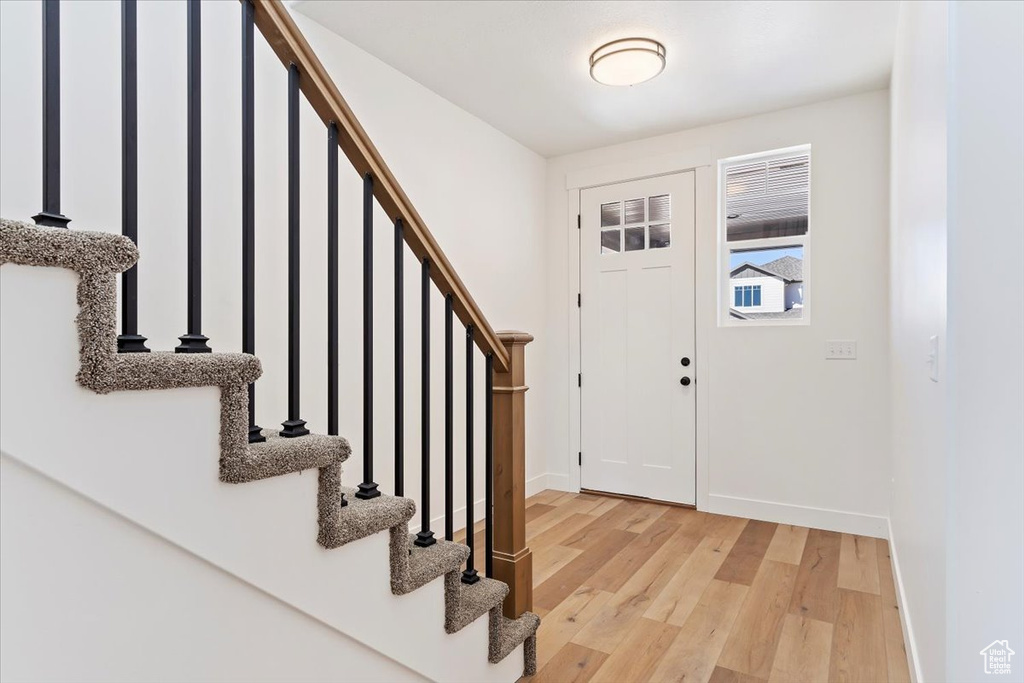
[292,0,898,158]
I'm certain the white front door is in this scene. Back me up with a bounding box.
[580,171,696,505]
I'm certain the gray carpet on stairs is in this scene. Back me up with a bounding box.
[0,217,539,677]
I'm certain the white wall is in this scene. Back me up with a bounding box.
[946,1,1024,679]
[0,454,426,683]
[888,2,948,680]
[545,90,892,536]
[0,0,550,530]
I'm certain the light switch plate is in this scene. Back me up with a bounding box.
[928,335,939,382]
[826,340,857,360]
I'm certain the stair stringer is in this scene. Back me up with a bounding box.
[0,219,537,682]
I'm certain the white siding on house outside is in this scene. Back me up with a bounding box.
[730,275,784,312]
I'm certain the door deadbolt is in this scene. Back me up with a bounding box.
[680,357,691,366]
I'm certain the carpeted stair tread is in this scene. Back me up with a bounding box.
[318,483,416,549]
[108,352,261,392]
[0,218,137,272]
[444,575,509,634]
[489,612,540,670]
[221,431,350,484]
[393,536,470,595]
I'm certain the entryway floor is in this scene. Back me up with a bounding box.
[518,490,911,683]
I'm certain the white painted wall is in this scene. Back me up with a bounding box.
[545,91,892,536]
[888,2,948,680]
[890,3,1024,679]
[784,282,803,311]
[0,454,426,683]
[946,1,1024,679]
[0,0,550,535]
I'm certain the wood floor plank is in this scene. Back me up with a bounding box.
[767,614,833,683]
[702,513,751,542]
[534,529,636,611]
[587,518,680,592]
[528,489,571,506]
[533,544,584,585]
[527,503,558,523]
[590,617,681,683]
[587,496,624,517]
[715,519,778,585]
[528,496,604,541]
[644,535,737,625]
[658,504,700,525]
[718,559,799,679]
[534,585,614,671]
[707,666,766,683]
[764,524,810,565]
[530,642,609,683]
[876,539,912,683]
[838,534,881,595]
[572,525,700,654]
[648,579,749,683]
[788,528,841,623]
[561,501,647,550]
[828,588,887,683]
[531,513,607,551]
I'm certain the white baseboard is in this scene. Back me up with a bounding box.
[706,493,889,538]
[540,472,571,492]
[429,473,565,532]
[887,519,923,683]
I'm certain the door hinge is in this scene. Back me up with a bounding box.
[577,214,581,230]
[578,373,582,387]
[577,292,581,308]
[578,452,582,467]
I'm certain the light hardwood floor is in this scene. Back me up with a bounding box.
[514,490,911,683]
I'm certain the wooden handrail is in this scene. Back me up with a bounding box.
[250,0,510,372]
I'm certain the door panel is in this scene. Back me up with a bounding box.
[580,172,696,505]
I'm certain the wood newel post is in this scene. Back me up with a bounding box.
[491,330,534,619]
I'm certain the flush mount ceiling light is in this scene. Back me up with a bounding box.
[589,38,666,87]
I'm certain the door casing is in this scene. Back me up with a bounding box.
[564,149,714,511]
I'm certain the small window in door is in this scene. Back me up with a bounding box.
[599,195,671,254]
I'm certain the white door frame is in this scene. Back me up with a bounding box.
[565,146,714,511]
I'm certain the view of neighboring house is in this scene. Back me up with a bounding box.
[729,255,803,319]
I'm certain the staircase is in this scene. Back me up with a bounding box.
[0,0,539,680]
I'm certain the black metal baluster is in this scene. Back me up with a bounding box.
[241,0,263,442]
[485,352,494,577]
[356,173,380,498]
[327,123,345,505]
[444,294,454,541]
[462,325,480,584]
[176,0,211,353]
[394,218,405,497]
[33,0,69,228]
[415,258,436,547]
[117,0,148,352]
[327,123,339,437]
[279,64,308,438]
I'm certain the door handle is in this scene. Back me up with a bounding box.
[680,377,691,386]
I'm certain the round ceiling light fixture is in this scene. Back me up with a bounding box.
[589,38,666,87]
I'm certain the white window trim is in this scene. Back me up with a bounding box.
[718,144,812,327]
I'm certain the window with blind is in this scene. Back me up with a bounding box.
[720,146,810,324]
